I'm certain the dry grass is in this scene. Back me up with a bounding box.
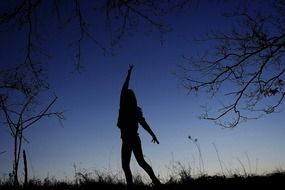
[1,167,284,190]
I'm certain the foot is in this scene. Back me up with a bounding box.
[152,179,162,188]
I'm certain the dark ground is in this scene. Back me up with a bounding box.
[1,172,284,190]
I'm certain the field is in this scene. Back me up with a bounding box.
[1,169,284,190]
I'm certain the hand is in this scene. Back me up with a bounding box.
[151,135,159,144]
[128,64,134,72]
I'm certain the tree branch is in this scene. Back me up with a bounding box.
[179,5,285,127]
[22,96,63,130]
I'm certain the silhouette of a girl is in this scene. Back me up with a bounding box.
[117,65,161,186]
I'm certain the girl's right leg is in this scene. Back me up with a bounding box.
[121,142,133,186]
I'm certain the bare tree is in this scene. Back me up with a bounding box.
[0,15,64,183]
[178,1,285,127]
[0,65,64,185]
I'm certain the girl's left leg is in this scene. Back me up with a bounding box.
[133,139,161,185]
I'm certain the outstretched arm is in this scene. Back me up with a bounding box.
[139,117,159,144]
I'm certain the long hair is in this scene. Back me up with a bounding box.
[117,89,138,128]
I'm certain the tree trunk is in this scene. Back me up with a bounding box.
[13,127,23,186]
[13,130,19,186]
[23,150,28,186]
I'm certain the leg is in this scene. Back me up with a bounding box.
[133,139,161,185]
[121,142,133,186]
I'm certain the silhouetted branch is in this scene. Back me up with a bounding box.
[0,97,16,136]
[22,96,64,130]
[179,2,285,127]
[105,0,189,46]
[1,0,190,72]
[74,0,85,71]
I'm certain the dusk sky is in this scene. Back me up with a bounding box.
[1,0,285,181]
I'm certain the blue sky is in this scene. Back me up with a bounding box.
[1,0,284,181]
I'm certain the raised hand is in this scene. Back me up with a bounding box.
[128,64,134,72]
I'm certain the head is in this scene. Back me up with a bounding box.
[122,89,137,110]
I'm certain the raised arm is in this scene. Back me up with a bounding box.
[120,65,134,101]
